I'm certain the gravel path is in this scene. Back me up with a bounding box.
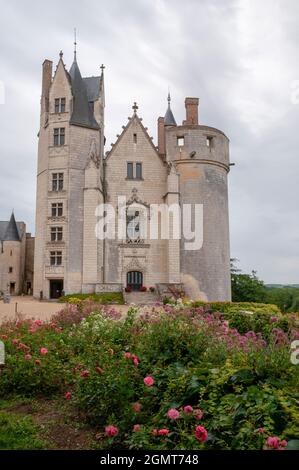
[0,296,130,323]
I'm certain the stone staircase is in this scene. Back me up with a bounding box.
[123,290,160,306]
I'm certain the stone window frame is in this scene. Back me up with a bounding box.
[52,173,64,191]
[50,226,63,242]
[54,98,66,114]
[50,251,62,266]
[51,202,63,217]
[126,162,143,180]
[53,127,65,146]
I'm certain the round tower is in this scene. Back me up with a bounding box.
[164,97,231,301]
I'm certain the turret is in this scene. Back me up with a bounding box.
[165,96,231,301]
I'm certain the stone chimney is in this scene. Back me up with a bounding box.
[41,59,53,117]
[183,97,199,125]
[157,116,165,155]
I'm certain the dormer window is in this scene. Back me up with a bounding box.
[54,98,66,113]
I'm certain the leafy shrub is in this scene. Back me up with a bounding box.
[0,304,298,450]
[59,292,124,304]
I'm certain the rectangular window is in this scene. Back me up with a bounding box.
[54,128,65,146]
[60,98,66,113]
[51,203,63,217]
[55,99,60,114]
[8,267,13,273]
[177,136,185,146]
[50,251,62,266]
[133,133,137,144]
[50,226,63,242]
[127,162,133,179]
[54,98,66,113]
[206,136,213,147]
[52,173,64,191]
[136,162,142,179]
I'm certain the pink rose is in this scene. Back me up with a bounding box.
[194,408,204,420]
[34,319,43,326]
[65,391,72,401]
[264,436,287,450]
[183,405,193,413]
[158,429,169,436]
[133,424,141,432]
[257,428,265,434]
[12,339,19,345]
[124,352,132,359]
[105,425,119,437]
[144,376,154,387]
[132,402,142,412]
[40,348,48,355]
[167,408,180,420]
[266,437,280,449]
[195,425,208,443]
[80,370,89,378]
[132,355,139,365]
[24,354,32,361]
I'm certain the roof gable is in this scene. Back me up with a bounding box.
[105,112,163,162]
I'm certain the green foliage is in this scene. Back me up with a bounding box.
[59,292,124,304]
[265,287,299,313]
[0,304,298,450]
[231,260,267,303]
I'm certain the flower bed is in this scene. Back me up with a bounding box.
[0,303,298,450]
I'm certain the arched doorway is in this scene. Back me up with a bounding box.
[127,271,143,291]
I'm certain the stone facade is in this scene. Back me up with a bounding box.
[0,214,34,295]
[33,52,231,301]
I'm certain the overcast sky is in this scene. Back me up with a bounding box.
[0,0,298,283]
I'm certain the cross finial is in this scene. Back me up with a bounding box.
[132,102,138,114]
[59,50,63,59]
[74,27,77,61]
[167,91,171,105]
[100,64,105,74]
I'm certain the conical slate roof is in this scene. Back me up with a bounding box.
[164,93,177,126]
[69,58,100,130]
[3,212,20,241]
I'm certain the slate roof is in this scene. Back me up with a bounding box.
[69,59,100,130]
[83,76,101,102]
[0,213,21,241]
[164,93,177,126]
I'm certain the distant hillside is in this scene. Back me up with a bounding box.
[266,284,299,289]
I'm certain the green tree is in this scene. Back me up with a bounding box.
[231,259,267,303]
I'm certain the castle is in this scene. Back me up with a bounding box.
[2,49,232,301]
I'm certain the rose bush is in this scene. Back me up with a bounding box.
[0,303,298,450]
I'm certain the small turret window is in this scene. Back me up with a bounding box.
[133,133,137,144]
[177,136,184,147]
[9,267,13,273]
[206,136,213,147]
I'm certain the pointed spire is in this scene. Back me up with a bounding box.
[74,27,77,62]
[59,50,63,60]
[4,212,20,241]
[164,92,177,126]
